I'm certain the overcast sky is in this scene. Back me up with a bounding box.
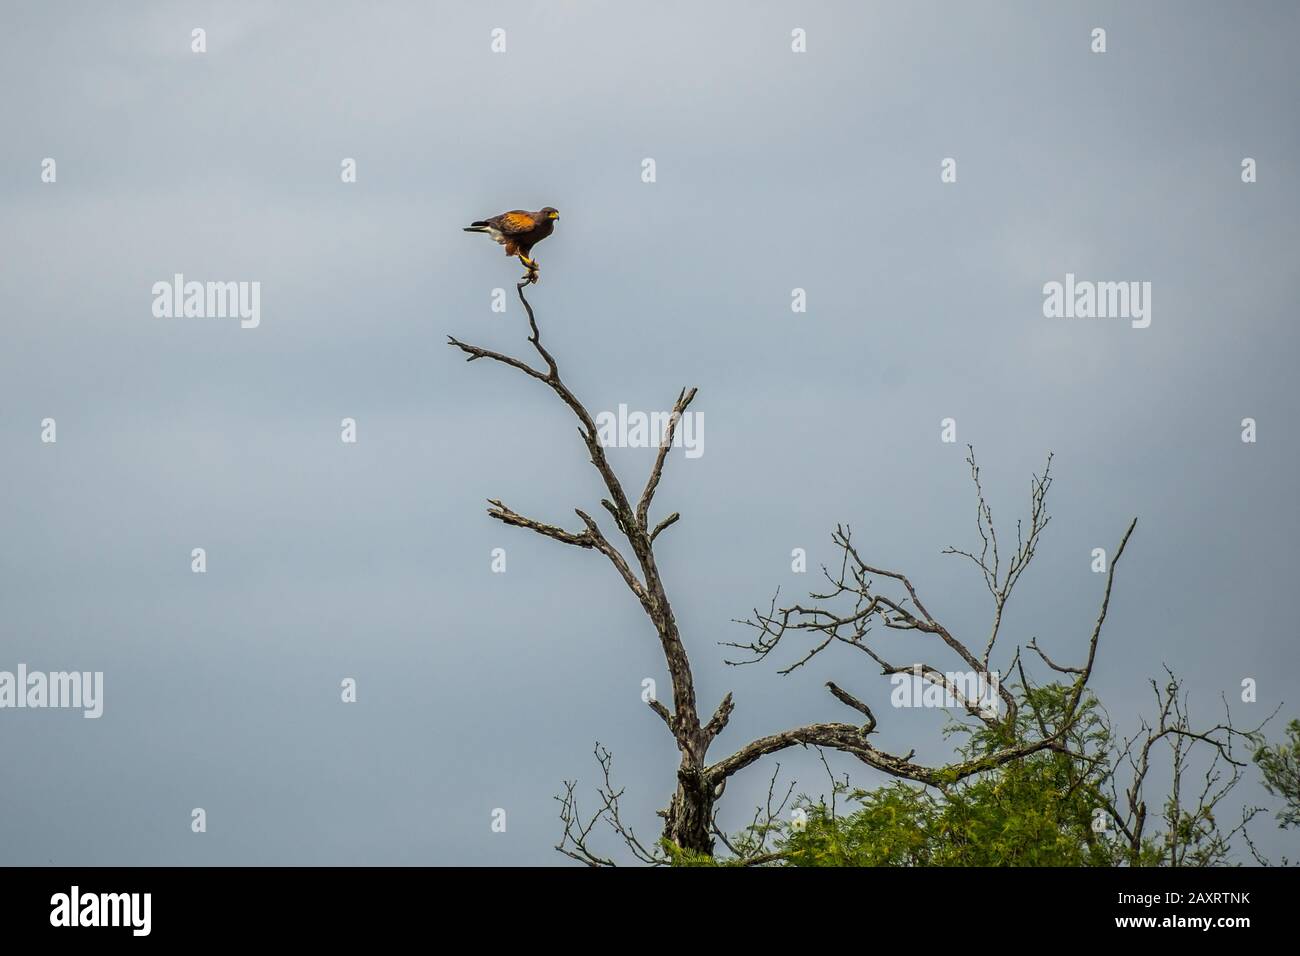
[2,1,1298,865]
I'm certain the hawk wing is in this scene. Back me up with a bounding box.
[494,211,538,234]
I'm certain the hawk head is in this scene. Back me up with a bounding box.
[541,207,560,220]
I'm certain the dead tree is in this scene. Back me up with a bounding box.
[1100,670,1273,866]
[450,282,1137,861]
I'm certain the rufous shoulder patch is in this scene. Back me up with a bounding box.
[500,212,536,232]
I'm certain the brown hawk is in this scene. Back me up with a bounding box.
[463,206,559,282]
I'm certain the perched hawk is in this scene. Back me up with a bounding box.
[463,207,559,282]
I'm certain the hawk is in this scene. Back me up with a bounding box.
[463,206,559,282]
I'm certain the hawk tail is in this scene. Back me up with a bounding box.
[464,221,490,232]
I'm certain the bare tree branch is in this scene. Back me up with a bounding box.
[452,281,714,854]
[637,389,696,532]
[554,743,666,866]
[485,499,594,549]
[1105,670,1278,866]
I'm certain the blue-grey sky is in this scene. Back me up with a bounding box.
[2,1,1298,865]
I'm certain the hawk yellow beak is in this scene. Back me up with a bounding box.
[549,211,560,220]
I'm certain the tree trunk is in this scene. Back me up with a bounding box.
[663,763,715,856]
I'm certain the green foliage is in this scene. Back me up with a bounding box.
[1254,719,1300,830]
[702,684,1290,867]
[662,841,723,867]
[769,683,1119,866]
